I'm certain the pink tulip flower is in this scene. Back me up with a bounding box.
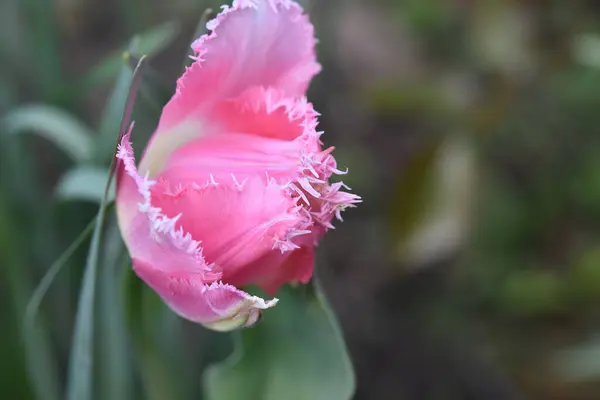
[115,0,360,331]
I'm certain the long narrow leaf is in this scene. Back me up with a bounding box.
[126,54,173,110]
[65,56,147,400]
[1,104,94,163]
[122,267,184,400]
[65,179,112,400]
[21,217,95,400]
[97,220,132,400]
[80,21,179,93]
[24,218,96,326]
[95,45,151,163]
[95,54,136,163]
[55,167,115,203]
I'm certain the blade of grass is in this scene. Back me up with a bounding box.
[122,266,184,400]
[24,218,96,326]
[21,216,96,399]
[65,173,112,400]
[127,54,174,110]
[1,104,95,163]
[95,50,152,163]
[80,22,179,94]
[65,56,146,400]
[95,53,136,163]
[96,219,132,400]
[56,167,115,203]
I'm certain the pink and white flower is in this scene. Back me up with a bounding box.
[115,0,360,331]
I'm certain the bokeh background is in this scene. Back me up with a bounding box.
[3,0,600,398]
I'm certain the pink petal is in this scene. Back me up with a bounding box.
[157,0,321,133]
[211,86,321,143]
[116,134,214,278]
[236,245,315,296]
[115,132,277,329]
[133,260,277,331]
[155,87,360,236]
[155,87,320,186]
[150,174,313,290]
[157,132,301,189]
[149,86,360,264]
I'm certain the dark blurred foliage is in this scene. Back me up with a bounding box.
[4,0,600,399]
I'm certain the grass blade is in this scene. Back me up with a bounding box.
[95,47,150,163]
[21,217,95,400]
[1,104,95,163]
[80,21,179,93]
[65,186,113,400]
[95,53,136,163]
[56,167,115,203]
[24,218,96,327]
[65,56,147,400]
[97,220,132,400]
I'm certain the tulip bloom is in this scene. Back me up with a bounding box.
[115,0,360,331]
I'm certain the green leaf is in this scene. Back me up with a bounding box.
[22,218,95,398]
[95,55,136,163]
[24,218,96,329]
[80,21,180,92]
[122,266,186,400]
[96,220,133,400]
[95,44,157,162]
[127,54,175,112]
[65,57,146,400]
[204,282,356,400]
[1,104,94,163]
[56,167,114,203]
[65,174,114,400]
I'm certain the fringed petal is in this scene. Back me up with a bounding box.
[115,133,276,330]
[133,261,277,331]
[150,174,313,291]
[156,86,360,245]
[158,0,321,133]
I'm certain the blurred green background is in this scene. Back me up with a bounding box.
[3,0,600,398]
